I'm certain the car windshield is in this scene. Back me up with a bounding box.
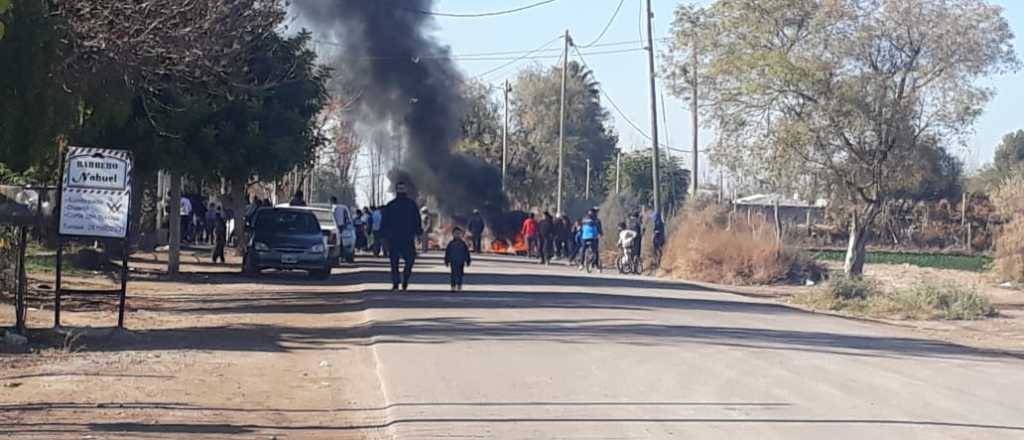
[255,210,320,235]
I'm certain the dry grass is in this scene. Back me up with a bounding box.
[661,204,823,285]
[991,174,1024,282]
[795,277,996,321]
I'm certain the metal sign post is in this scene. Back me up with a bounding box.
[54,147,133,329]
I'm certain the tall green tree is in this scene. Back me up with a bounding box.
[667,0,1019,276]
[605,150,690,213]
[509,62,618,209]
[994,130,1024,172]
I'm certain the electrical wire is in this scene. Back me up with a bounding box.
[577,0,627,48]
[573,45,703,154]
[474,35,564,80]
[399,0,560,18]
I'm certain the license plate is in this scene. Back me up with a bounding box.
[281,255,299,264]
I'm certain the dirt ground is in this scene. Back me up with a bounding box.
[1,251,393,439]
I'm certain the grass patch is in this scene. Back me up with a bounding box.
[794,277,997,321]
[810,249,992,272]
[24,255,91,275]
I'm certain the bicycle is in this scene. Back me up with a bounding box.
[578,240,600,273]
[616,247,644,275]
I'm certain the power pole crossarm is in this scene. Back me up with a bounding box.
[645,0,661,213]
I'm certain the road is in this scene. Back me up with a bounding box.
[355,254,1024,439]
[4,252,1023,439]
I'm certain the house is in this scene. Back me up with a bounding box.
[733,193,827,225]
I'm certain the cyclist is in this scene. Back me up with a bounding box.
[616,222,638,272]
[579,208,603,272]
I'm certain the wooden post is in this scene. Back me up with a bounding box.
[773,200,782,244]
[962,192,969,251]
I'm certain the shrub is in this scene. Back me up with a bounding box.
[796,278,996,321]
[827,275,880,300]
[661,205,823,285]
[891,282,996,320]
[991,174,1024,282]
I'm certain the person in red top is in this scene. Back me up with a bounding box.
[521,213,539,258]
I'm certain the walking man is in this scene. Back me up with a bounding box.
[521,213,539,258]
[537,211,555,265]
[381,182,423,291]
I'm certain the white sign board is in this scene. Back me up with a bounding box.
[59,147,132,239]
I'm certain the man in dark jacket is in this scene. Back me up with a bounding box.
[537,211,555,265]
[380,183,423,291]
[467,209,486,253]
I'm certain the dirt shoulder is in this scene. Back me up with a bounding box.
[693,262,1024,357]
[1,252,392,440]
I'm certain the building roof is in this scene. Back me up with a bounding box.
[734,193,827,208]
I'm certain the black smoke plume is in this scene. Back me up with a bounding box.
[292,0,508,214]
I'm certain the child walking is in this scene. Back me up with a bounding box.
[444,228,472,291]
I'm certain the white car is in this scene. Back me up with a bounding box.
[312,203,356,264]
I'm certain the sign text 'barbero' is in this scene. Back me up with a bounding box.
[69,158,127,190]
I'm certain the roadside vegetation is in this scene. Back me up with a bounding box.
[991,174,1024,283]
[795,276,997,321]
[661,204,824,285]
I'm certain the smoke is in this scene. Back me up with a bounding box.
[291,0,508,214]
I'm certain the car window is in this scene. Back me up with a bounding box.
[310,210,337,228]
[255,210,321,234]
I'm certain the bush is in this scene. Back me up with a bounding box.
[661,204,824,285]
[991,174,1024,282]
[891,282,996,320]
[796,278,996,321]
[828,275,880,300]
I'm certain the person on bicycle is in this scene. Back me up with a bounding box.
[617,221,638,267]
[579,208,603,272]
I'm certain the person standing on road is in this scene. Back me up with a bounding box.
[212,212,227,263]
[521,213,539,258]
[651,210,666,266]
[537,211,555,265]
[371,206,384,256]
[180,194,193,244]
[381,182,423,291]
[554,214,571,260]
[467,209,485,253]
[420,207,435,253]
[444,227,472,292]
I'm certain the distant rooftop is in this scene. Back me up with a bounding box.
[734,193,828,208]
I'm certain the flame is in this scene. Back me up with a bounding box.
[490,234,528,255]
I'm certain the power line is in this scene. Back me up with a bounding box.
[400,0,560,18]
[572,45,704,154]
[474,35,563,80]
[578,0,627,48]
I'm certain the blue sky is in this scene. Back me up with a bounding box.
[432,0,1024,177]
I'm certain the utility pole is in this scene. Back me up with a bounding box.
[690,33,700,197]
[502,79,511,191]
[557,30,570,215]
[585,159,592,200]
[645,0,661,212]
[615,150,622,194]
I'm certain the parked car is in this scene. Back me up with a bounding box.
[243,208,331,279]
[312,203,356,263]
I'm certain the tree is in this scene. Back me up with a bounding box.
[668,0,1019,276]
[455,80,503,164]
[53,0,286,97]
[994,130,1024,172]
[605,150,690,213]
[509,62,618,209]
[0,0,11,40]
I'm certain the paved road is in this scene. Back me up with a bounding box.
[353,253,1024,439]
